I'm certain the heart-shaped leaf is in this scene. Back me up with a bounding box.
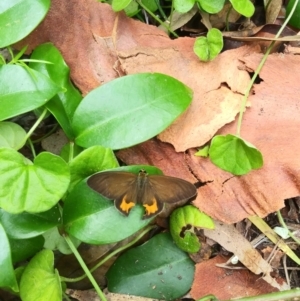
[209,134,263,175]
[20,250,61,301]
[0,148,70,213]
[194,28,223,61]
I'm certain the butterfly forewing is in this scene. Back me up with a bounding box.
[87,171,137,200]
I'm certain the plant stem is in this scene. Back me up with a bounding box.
[236,0,299,136]
[17,107,48,149]
[277,210,300,245]
[63,234,108,301]
[136,0,178,37]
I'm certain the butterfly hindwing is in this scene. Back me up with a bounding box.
[147,174,197,204]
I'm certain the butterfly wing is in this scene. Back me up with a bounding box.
[87,171,139,215]
[147,174,197,204]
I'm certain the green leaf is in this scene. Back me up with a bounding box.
[20,250,61,301]
[0,65,60,120]
[10,236,45,264]
[0,148,70,213]
[72,73,193,150]
[43,227,80,255]
[141,0,158,12]
[170,205,214,253]
[124,1,140,16]
[286,0,300,29]
[0,121,27,149]
[112,0,132,11]
[29,43,82,139]
[69,145,119,191]
[107,233,195,300]
[0,206,61,239]
[64,166,161,244]
[0,223,18,292]
[174,0,195,13]
[0,0,50,47]
[230,0,254,17]
[198,0,225,13]
[194,145,209,157]
[209,134,263,175]
[194,28,223,61]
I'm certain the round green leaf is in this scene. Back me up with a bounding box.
[0,121,26,149]
[174,0,195,13]
[0,148,70,213]
[230,0,254,17]
[112,0,132,11]
[0,0,50,47]
[0,65,60,120]
[194,28,223,61]
[0,206,61,239]
[0,223,18,292]
[209,134,263,175]
[20,250,61,301]
[72,73,193,150]
[170,205,214,253]
[69,145,119,191]
[29,43,82,139]
[107,233,195,300]
[198,0,225,13]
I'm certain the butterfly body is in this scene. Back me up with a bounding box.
[87,169,197,218]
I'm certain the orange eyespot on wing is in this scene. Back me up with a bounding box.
[143,197,159,216]
[116,195,136,215]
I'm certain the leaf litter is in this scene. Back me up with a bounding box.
[16,0,300,299]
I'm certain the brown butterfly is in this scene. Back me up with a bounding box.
[87,169,197,218]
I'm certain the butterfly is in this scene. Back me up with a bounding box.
[87,169,197,218]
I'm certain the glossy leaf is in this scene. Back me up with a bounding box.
[69,145,119,191]
[194,28,223,61]
[72,73,193,150]
[0,0,50,47]
[0,206,61,239]
[10,236,45,264]
[0,65,60,120]
[170,205,214,253]
[209,134,263,175]
[29,43,82,139]
[0,121,26,149]
[20,250,61,301]
[0,148,70,213]
[0,223,18,292]
[107,233,195,300]
[230,0,254,17]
